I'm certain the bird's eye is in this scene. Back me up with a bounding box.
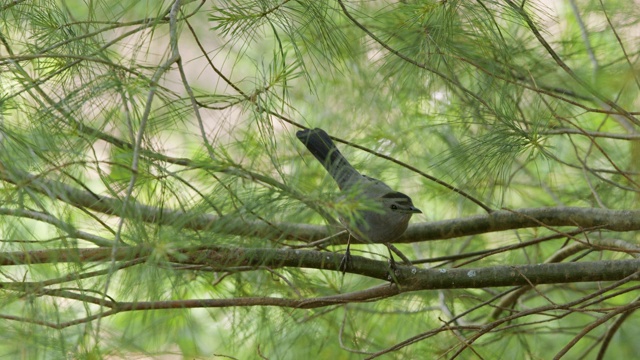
[391,204,398,210]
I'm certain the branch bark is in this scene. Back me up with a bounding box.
[1,246,638,289]
[1,165,639,244]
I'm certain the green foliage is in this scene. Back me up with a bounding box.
[0,0,638,358]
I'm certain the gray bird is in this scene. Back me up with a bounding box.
[296,128,421,271]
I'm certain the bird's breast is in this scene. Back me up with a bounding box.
[339,210,411,244]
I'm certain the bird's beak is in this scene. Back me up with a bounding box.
[409,206,422,214]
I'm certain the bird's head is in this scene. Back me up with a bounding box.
[381,191,422,216]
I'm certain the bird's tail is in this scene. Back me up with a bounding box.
[296,128,359,190]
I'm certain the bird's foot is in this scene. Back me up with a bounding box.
[387,255,397,272]
[386,256,400,282]
[385,244,404,283]
[339,247,352,274]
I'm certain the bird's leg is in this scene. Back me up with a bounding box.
[339,234,352,274]
[385,243,397,272]
[387,244,413,266]
[385,244,413,282]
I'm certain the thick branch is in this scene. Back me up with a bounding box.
[398,207,640,243]
[1,166,639,243]
[1,247,638,289]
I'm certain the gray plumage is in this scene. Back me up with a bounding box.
[296,128,421,244]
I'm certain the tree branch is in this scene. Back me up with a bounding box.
[1,246,638,288]
[1,164,639,243]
